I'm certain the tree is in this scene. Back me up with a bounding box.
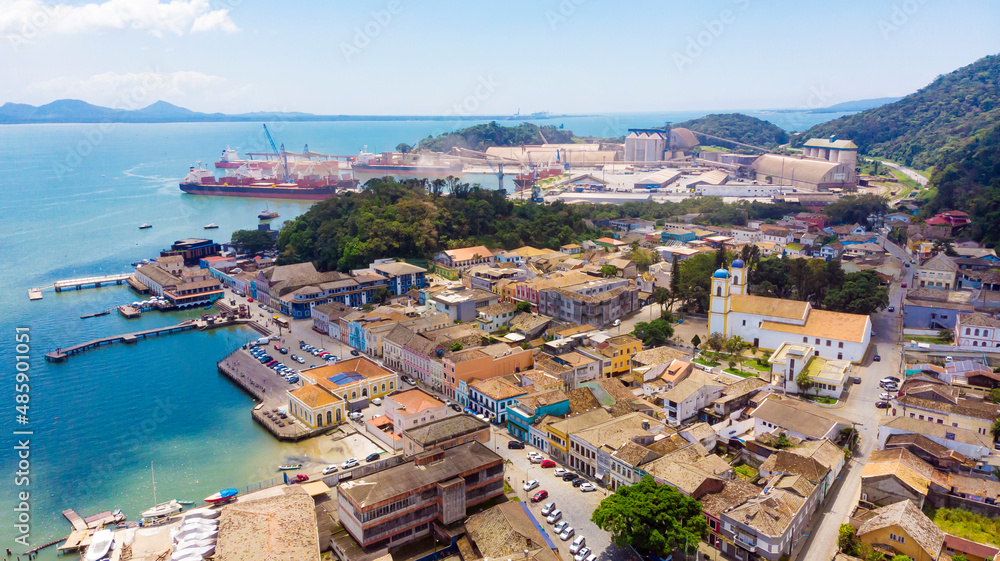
[715,245,728,269]
[990,388,1000,404]
[725,335,749,365]
[372,286,390,305]
[890,556,912,561]
[691,334,702,349]
[515,301,533,314]
[939,329,954,343]
[823,270,890,315]
[796,370,815,394]
[591,475,708,558]
[992,418,1000,441]
[634,318,674,347]
[838,524,860,556]
[706,332,726,353]
[600,265,619,278]
[653,287,671,315]
[231,229,276,255]
[395,142,412,153]
[632,247,656,271]
[450,342,463,352]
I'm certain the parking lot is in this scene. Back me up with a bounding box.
[491,430,631,561]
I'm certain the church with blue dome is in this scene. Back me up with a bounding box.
[707,260,872,362]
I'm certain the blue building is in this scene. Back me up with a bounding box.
[370,260,428,296]
[661,229,697,243]
[506,389,569,441]
[468,378,528,424]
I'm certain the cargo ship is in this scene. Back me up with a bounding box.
[353,150,463,174]
[215,147,279,170]
[180,165,358,200]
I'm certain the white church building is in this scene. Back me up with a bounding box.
[708,259,872,362]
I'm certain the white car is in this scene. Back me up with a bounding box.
[573,547,592,561]
[342,458,359,469]
[579,482,597,492]
[546,509,562,524]
[559,527,575,541]
[553,468,569,477]
[541,501,556,516]
[371,398,382,406]
[554,521,570,534]
[585,555,597,561]
[528,453,543,464]
[523,479,539,491]
[880,392,895,400]
[569,536,587,554]
[322,465,339,475]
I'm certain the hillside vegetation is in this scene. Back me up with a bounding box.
[794,54,1000,169]
[673,113,790,149]
[417,121,574,152]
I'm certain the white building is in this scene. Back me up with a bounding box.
[769,342,852,398]
[661,371,728,427]
[694,183,791,198]
[624,129,667,162]
[708,259,872,362]
[955,312,1000,348]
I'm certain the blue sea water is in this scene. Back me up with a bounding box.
[0,109,850,557]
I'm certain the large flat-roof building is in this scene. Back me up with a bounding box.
[337,441,504,550]
[287,356,399,429]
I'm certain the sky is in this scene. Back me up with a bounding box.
[2,0,1000,115]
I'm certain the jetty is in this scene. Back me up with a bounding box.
[28,287,43,300]
[45,317,264,362]
[81,308,114,319]
[53,272,133,292]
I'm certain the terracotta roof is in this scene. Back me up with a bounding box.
[612,440,658,467]
[724,486,806,538]
[403,414,489,446]
[897,394,1000,421]
[959,312,1000,328]
[879,415,992,448]
[289,384,340,408]
[464,502,560,561]
[443,245,493,262]
[858,500,944,559]
[761,308,870,344]
[861,449,944,497]
[729,294,810,320]
[760,451,828,484]
[469,377,527,401]
[389,389,444,414]
[699,478,762,518]
[753,398,851,440]
[565,387,602,414]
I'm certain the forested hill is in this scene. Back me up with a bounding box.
[417,122,575,152]
[673,113,790,150]
[276,178,599,271]
[793,53,1000,170]
[920,121,1000,250]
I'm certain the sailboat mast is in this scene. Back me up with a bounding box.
[151,462,156,507]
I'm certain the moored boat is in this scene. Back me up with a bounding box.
[276,463,302,471]
[139,223,152,229]
[203,488,238,503]
[85,529,114,561]
[204,223,219,229]
[258,206,280,220]
[141,499,182,519]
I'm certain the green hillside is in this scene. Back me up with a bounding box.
[417,121,574,152]
[793,53,1000,169]
[673,113,789,149]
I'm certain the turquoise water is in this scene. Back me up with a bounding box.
[0,111,848,557]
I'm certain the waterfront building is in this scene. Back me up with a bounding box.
[336,441,503,550]
[254,262,389,319]
[402,414,491,456]
[133,260,224,307]
[287,357,398,429]
[160,237,220,266]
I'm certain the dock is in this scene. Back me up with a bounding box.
[53,272,133,292]
[63,508,88,531]
[127,275,150,293]
[118,304,142,318]
[45,317,263,362]
[28,287,43,300]
[81,308,114,319]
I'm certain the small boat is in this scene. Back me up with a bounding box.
[258,206,279,220]
[203,488,238,503]
[204,223,219,229]
[85,529,114,561]
[203,304,214,310]
[276,463,302,471]
[141,499,182,519]
[139,223,152,229]
[177,500,195,505]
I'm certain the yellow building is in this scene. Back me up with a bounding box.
[857,500,944,561]
[592,334,642,376]
[287,356,398,429]
[545,409,612,464]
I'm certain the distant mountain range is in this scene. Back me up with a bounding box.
[809,97,903,113]
[0,100,567,124]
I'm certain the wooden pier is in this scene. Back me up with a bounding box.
[45,317,262,362]
[53,272,133,292]
[63,508,88,531]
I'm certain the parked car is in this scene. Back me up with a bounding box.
[546,509,562,524]
[507,440,525,450]
[875,401,891,408]
[901,282,907,288]
[541,501,556,516]
[342,458,359,469]
[888,306,895,312]
[523,480,539,491]
[532,490,549,503]
[880,392,895,401]
[371,398,382,406]
[572,477,585,487]
[553,468,569,477]
[451,403,462,412]
[579,483,597,492]
[585,555,597,561]
[292,474,309,483]
[852,376,862,384]
[365,453,381,462]
[574,547,592,561]
[569,536,587,555]
[562,472,578,481]
[351,350,360,356]
[874,355,882,362]
[322,465,339,475]
[554,521,569,535]
[540,459,556,468]
[529,455,543,464]
[882,376,901,383]
[559,527,575,541]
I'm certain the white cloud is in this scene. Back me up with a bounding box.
[0,0,239,39]
[25,70,251,111]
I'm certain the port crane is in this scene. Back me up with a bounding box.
[485,158,504,191]
[262,124,290,183]
[526,152,542,203]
